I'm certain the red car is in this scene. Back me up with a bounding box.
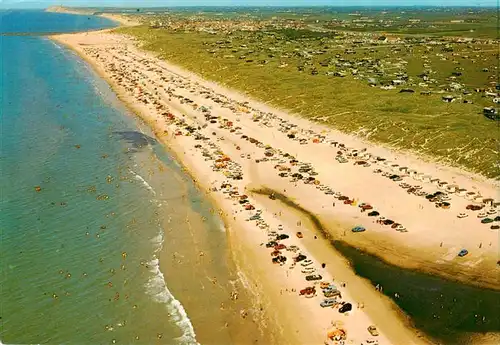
[466,204,483,211]
[274,244,286,250]
[300,287,316,295]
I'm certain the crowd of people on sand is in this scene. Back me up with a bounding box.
[81,40,498,344]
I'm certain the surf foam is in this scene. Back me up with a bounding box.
[129,169,157,196]
[146,231,199,345]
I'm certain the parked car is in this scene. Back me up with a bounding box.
[352,226,366,233]
[466,204,483,211]
[396,225,407,232]
[294,254,307,262]
[265,241,278,248]
[299,286,316,296]
[320,298,337,308]
[338,303,352,313]
[306,274,323,281]
[368,211,380,217]
[324,290,341,298]
[458,249,469,257]
[367,325,379,336]
[301,267,315,274]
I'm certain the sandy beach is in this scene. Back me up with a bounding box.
[50,27,499,345]
[46,6,140,27]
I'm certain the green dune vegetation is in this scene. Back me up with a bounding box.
[116,8,499,178]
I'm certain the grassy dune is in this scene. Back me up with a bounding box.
[117,26,499,178]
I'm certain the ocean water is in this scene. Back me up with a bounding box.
[0,9,116,34]
[1,11,270,345]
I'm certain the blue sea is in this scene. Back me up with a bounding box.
[0,10,268,345]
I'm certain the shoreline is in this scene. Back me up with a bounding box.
[50,30,287,345]
[45,6,140,27]
[50,29,429,345]
[48,26,498,345]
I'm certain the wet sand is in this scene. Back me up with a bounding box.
[125,141,276,344]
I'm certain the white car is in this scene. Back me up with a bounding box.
[457,213,468,218]
[396,225,407,232]
[301,260,313,267]
[477,212,487,218]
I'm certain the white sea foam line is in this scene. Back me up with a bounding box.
[236,269,252,292]
[129,169,157,196]
[146,231,199,345]
[218,222,227,233]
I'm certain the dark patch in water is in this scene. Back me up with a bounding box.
[251,187,500,345]
[114,131,157,151]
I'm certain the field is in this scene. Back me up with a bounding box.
[115,7,499,178]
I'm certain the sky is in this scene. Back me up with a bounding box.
[0,0,497,8]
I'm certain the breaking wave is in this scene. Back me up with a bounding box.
[129,169,157,196]
[146,231,199,345]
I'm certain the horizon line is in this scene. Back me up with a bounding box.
[40,4,499,8]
